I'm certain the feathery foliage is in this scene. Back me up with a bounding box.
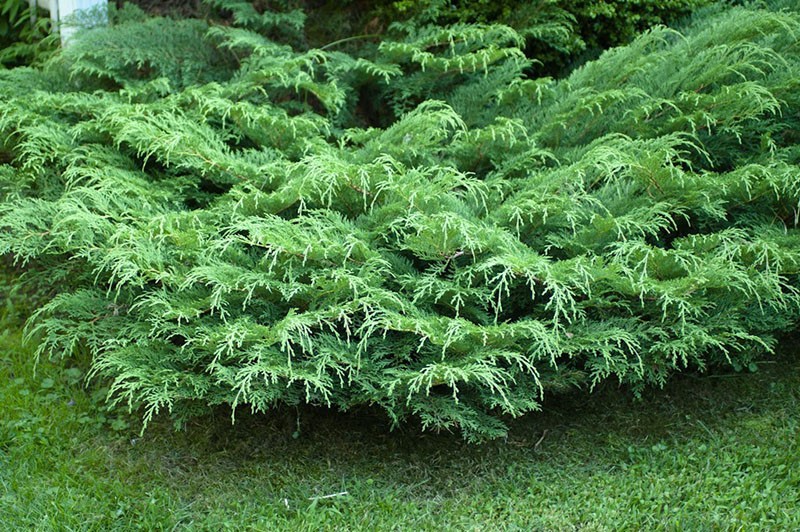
[378,0,712,74]
[1,1,799,440]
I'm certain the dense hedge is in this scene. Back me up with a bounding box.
[1,1,799,440]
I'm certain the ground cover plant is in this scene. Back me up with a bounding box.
[1,0,800,441]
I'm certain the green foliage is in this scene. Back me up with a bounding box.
[2,296,799,528]
[384,0,712,73]
[0,1,56,67]
[197,0,711,73]
[0,0,24,36]
[1,1,799,440]
[0,264,130,455]
[559,0,712,48]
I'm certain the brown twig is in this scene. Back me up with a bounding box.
[534,429,548,451]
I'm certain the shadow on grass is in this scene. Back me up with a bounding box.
[122,340,800,495]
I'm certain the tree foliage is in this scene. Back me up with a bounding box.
[1,1,799,440]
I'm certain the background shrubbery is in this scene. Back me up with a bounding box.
[0,0,55,67]
[386,0,713,74]
[1,0,799,440]
[121,0,713,74]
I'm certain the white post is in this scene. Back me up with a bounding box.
[29,0,107,46]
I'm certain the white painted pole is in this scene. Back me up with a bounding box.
[29,0,107,46]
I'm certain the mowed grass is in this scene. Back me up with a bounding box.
[1,271,799,530]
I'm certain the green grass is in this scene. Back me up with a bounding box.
[1,270,799,530]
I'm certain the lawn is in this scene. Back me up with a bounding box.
[1,270,798,530]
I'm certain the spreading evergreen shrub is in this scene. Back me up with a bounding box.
[1,1,799,440]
